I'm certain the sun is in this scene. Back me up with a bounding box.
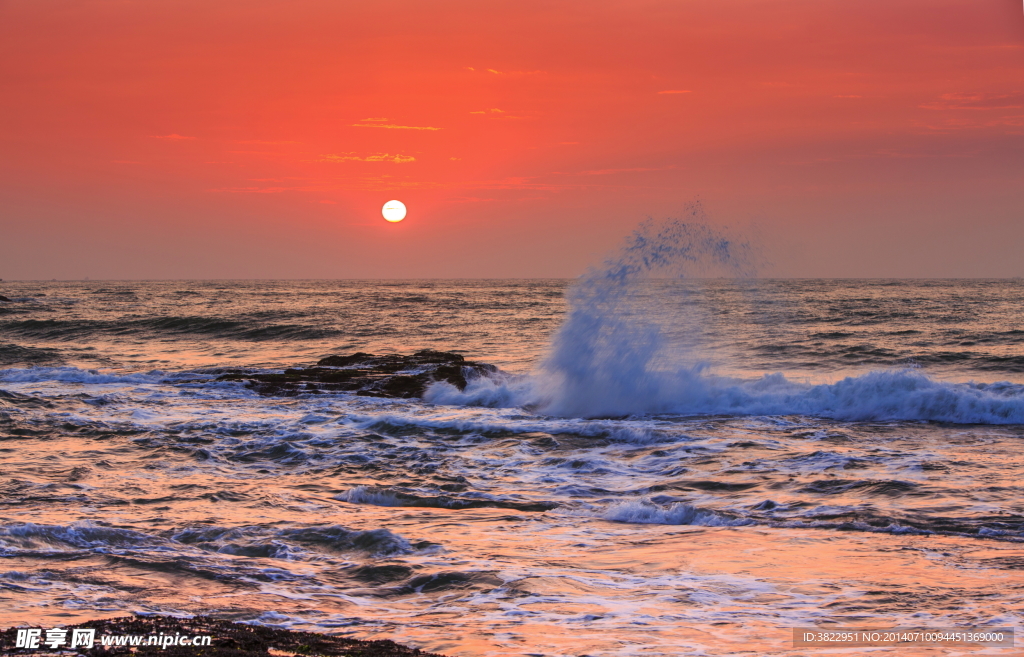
[382,200,407,222]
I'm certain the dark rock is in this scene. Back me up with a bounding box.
[219,350,496,398]
[317,352,375,367]
[0,614,449,656]
[0,295,10,302]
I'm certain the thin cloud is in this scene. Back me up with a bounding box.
[351,123,441,131]
[991,115,1024,126]
[320,153,416,163]
[657,90,692,95]
[470,108,524,119]
[234,139,300,145]
[359,117,390,122]
[469,68,543,76]
[151,134,196,140]
[921,92,1024,110]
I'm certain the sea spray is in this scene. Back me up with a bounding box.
[534,206,757,417]
[423,206,757,416]
[422,209,1024,423]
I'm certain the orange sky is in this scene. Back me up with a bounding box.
[2,0,1023,279]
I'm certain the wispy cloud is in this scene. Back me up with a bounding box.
[470,108,506,114]
[234,139,300,145]
[320,153,416,163]
[151,134,196,140]
[351,122,441,130]
[657,90,692,95]
[467,67,543,76]
[359,117,390,122]
[920,92,1024,110]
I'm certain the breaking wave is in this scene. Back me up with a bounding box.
[0,366,167,385]
[0,521,417,559]
[427,367,1024,423]
[426,209,1024,424]
[593,499,752,527]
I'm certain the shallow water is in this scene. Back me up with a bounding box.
[1,279,1023,655]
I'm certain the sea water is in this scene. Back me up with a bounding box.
[1,259,1023,654]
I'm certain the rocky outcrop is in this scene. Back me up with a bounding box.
[216,350,497,397]
[0,614,449,656]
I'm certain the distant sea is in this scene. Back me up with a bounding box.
[2,277,1023,656]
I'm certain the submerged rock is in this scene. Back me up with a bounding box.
[0,614,449,656]
[217,350,497,398]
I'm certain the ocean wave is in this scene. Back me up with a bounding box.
[0,317,341,341]
[429,365,1024,424]
[0,366,166,385]
[565,499,752,527]
[424,371,532,408]
[346,411,662,443]
[336,485,557,512]
[562,499,1023,541]
[0,522,163,556]
[0,343,63,366]
[0,521,419,559]
[173,524,414,558]
[417,213,1024,424]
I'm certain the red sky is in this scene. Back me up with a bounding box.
[2,0,1023,279]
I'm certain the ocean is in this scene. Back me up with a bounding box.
[2,270,1023,655]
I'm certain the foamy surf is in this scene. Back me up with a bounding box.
[427,367,1024,423]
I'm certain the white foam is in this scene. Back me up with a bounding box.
[336,486,405,507]
[426,362,1024,424]
[344,410,661,443]
[567,499,752,527]
[0,366,166,385]
[425,372,531,408]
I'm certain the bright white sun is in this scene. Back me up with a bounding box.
[382,200,407,222]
